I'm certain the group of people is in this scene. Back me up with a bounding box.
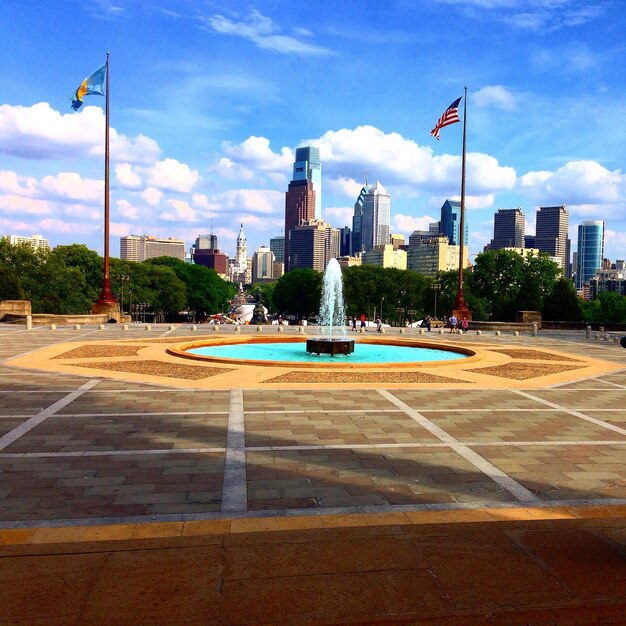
[447,314,469,333]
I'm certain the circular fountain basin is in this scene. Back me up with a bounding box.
[168,338,476,369]
[306,337,355,356]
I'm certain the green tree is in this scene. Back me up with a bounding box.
[542,278,583,321]
[594,292,626,323]
[49,244,102,302]
[252,282,277,315]
[0,266,25,300]
[272,269,323,319]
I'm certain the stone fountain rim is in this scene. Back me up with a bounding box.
[166,336,481,369]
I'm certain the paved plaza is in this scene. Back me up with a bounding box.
[1,323,625,624]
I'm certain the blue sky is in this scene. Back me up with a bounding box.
[1,0,625,263]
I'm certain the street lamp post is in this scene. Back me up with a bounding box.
[380,296,384,321]
[433,281,441,320]
[117,274,129,319]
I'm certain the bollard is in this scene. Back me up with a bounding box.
[168,325,175,331]
[234,325,241,333]
[298,326,304,333]
[257,325,263,332]
[122,324,129,331]
[458,329,463,335]
[514,330,520,337]
[614,336,620,343]
[26,315,32,330]
[50,324,56,331]
[98,324,105,330]
[586,325,592,339]
[594,334,599,340]
[360,327,366,333]
[191,325,197,331]
[438,328,444,335]
[599,326,605,333]
[399,328,406,335]
[146,325,152,331]
[213,325,220,332]
[476,330,482,336]
[380,328,385,334]
[532,323,538,337]
[604,333,610,341]
[495,330,501,336]
[277,325,283,332]
[74,324,81,330]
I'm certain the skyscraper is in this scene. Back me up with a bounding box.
[440,200,468,246]
[120,235,185,262]
[575,220,605,290]
[269,236,284,263]
[491,208,525,250]
[292,146,322,220]
[289,219,339,272]
[284,180,316,272]
[354,181,390,253]
[535,205,569,274]
[252,246,274,282]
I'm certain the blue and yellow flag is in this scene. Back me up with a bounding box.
[71,64,106,110]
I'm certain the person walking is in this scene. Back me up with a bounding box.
[351,315,357,332]
[360,313,366,331]
[449,314,458,333]
[461,316,469,333]
[376,317,383,332]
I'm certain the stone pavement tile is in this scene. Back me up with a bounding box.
[0,393,69,416]
[393,389,543,410]
[474,444,626,500]
[0,418,29,437]
[5,413,229,453]
[243,389,396,412]
[530,389,626,410]
[0,452,225,521]
[220,568,450,625]
[0,552,108,625]
[78,545,223,626]
[421,410,626,442]
[513,528,626,600]
[63,390,231,414]
[246,447,515,511]
[412,531,570,611]
[245,410,439,447]
[584,410,626,428]
[223,534,425,580]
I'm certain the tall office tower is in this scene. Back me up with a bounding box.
[8,234,50,251]
[252,246,274,282]
[524,235,536,249]
[289,219,338,272]
[390,234,405,249]
[440,200,468,246]
[491,208,525,250]
[193,248,229,275]
[359,181,391,252]
[292,146,322,220]
[269,236,285,263]
[351,184,367,255]
[284,179,316,272]
[362,244,407,269]
[120,235,185,262]
[575,220,605,290]
[535,205,569,274]
[339,226,351,257]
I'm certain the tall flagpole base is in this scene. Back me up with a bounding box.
[91,277,119,321]
[452,286,472,321]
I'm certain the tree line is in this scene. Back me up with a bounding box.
[2,238,625,323]
[0,239,236,321]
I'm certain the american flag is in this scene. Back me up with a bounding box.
[430,97,462,140]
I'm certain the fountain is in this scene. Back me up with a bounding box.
[306,258,355,356]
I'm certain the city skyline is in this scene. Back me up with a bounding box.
[1,1,626,262]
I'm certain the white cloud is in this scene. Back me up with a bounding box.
[323,206,353,226]
[62,204,100,220]
[115,163,143,189]
[148,158,200,193]
[0,195,51,215]
[212,189,283,215]
[447,193,496,209]
[518,160,624,205]
[38,219,99,235]
[393,214,439,233]
[115,199,139,220]
[39,172,103,204]
[110,222,134,237]
[0,171,37,195]
[160,199,198,222]
[473,85,516,111]
[141,187,163,207]
[325,176,363,199]
[0,102,160,164]
[205,9,332,56]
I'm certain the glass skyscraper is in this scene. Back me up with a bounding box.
[440,199,468,246]
[575,220,604,290]
[292,146,322,220]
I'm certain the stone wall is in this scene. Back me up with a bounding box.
[2,313,110,326]
[0,300,31,319]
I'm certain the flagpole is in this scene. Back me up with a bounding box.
[92,52,118,318]
[453,86,472,320]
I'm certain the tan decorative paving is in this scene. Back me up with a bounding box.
[73,359,232,380]
[466,362,582,380]
[263,371,461,384]
[488,348,584,362]
[52,345,145,359]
